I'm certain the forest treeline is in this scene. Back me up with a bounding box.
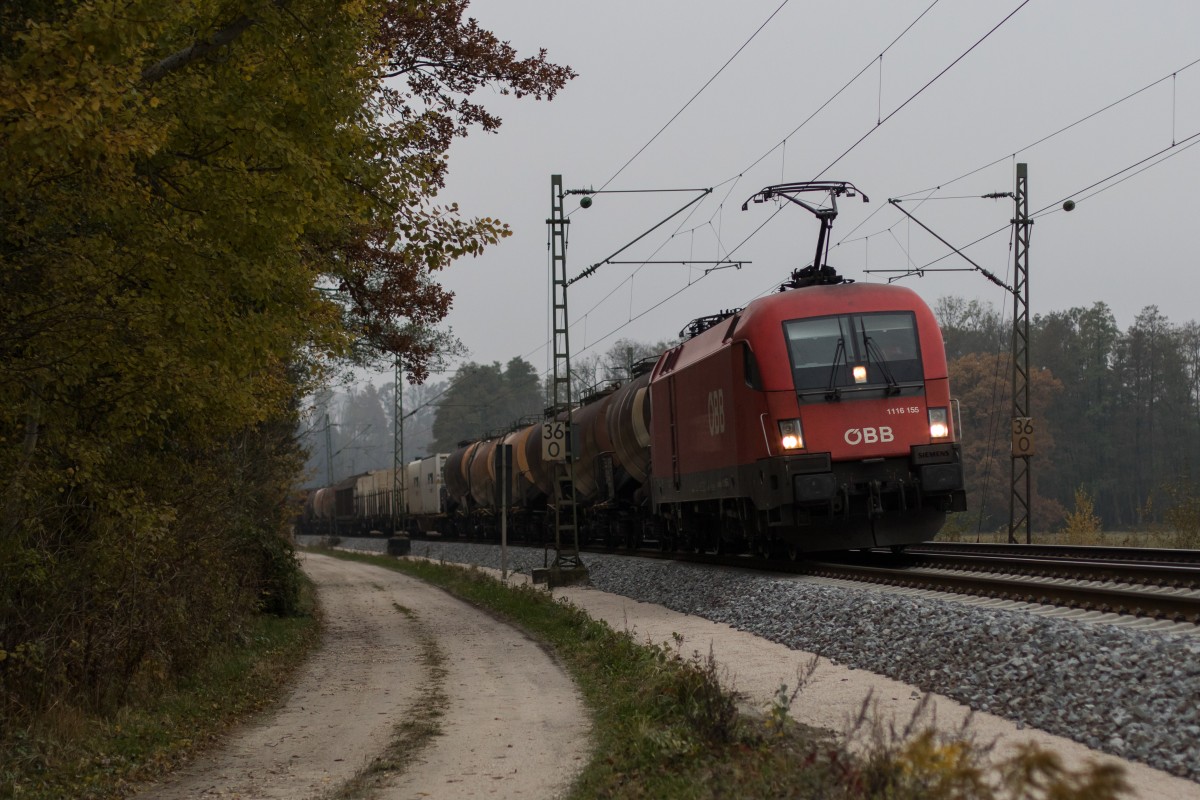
[938,296,1200,534]
[314,298,1200,537]
[0,0,571,735]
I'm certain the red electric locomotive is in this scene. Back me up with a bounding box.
[648,182,965,554]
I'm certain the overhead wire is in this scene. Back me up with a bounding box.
[716,0,1029,306]
[884,125,1200,280]
[444,1,1031,400]
[348,15,1033,438]
[813,0,1032,181]
[559,0,956,355]
[889,55,1200,203]
[842,54,1200,271]
[717,0,943,186]
[595,0,792,194]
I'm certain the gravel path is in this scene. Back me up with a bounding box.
[335,538,1200,789]
[137,552,589,799]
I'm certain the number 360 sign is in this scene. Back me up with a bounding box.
[1011,417,1035,457]
[542,420,569,462]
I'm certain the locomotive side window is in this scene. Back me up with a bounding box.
[784,311,922,395]
[741,342,763,389]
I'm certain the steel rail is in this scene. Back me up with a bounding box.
[903,541,1200,565]
[796,561,1200,622]
[843,551,1200,589]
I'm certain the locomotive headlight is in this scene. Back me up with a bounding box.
[852,364,868,384]
[929,407,950,439]
[778,418,804,450]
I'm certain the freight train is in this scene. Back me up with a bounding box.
[298,181,966,554]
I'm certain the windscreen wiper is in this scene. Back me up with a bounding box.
[862,336,900,395]
[824,337,845,400]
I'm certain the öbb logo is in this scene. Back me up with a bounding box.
[707,390,726,436]
[844,426,894,446]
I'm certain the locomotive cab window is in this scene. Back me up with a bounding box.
[740,342,763,390]
[784,311,922,396]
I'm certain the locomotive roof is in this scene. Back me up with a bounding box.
[653,281,947,387]
[735,281,937,340]
[745,280,927,320]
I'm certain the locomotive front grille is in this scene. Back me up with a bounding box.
[793,472,837,503]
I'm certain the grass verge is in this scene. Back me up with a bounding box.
[310,547,1131,800]
[0,576,320,800]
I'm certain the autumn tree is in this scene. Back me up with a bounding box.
[0,0,572,722]
[934,296,1008,361]
[948,352,1066,532]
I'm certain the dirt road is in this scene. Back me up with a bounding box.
[136,553,590,799]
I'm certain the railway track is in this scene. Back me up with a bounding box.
[903,540,1200,566]
[765,544,1200,623]
[648,543,1200,624]
[329,532,1200,624]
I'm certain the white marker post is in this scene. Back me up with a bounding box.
[495,443,513,581]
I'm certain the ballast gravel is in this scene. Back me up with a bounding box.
[324,537,1200,783]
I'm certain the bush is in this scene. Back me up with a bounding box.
[1062,487,1103,544]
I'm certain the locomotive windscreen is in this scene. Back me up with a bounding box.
[784,311,923,395]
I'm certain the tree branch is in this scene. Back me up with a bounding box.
[141,15,257,85]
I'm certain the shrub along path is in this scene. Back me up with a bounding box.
[134,552,589,799]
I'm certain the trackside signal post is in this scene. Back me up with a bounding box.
[539,174,588,587]
[536,175,723,586]
[1009,163,1034,544]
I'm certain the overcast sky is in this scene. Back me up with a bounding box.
[393,1,1200,384]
